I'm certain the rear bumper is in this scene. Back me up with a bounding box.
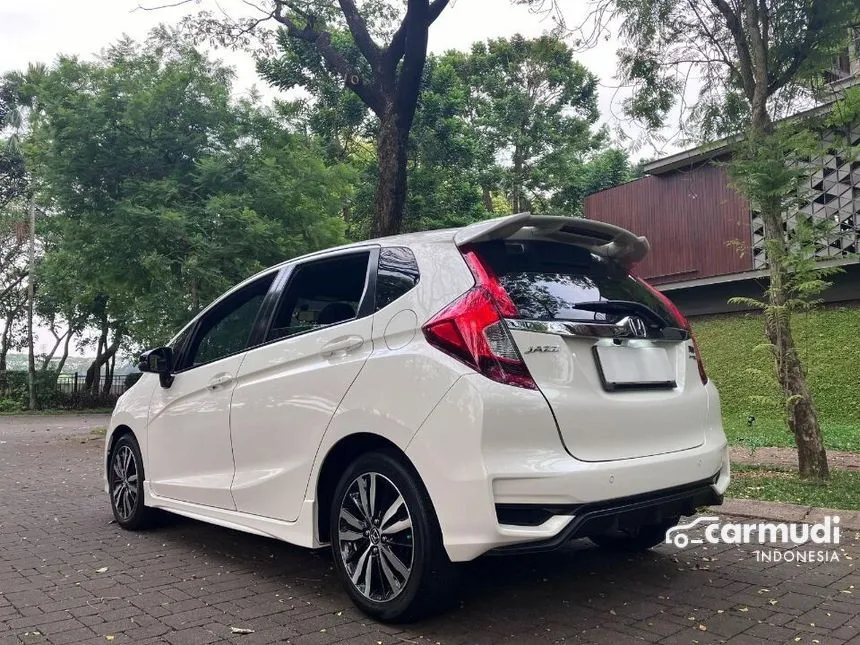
[490,475,723,555]
[406,374,730,562]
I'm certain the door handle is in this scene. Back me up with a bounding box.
[320,335,364,358]
[207,374,234,390]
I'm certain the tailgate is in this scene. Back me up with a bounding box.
[510,324,706,461]
[469,237,708,463]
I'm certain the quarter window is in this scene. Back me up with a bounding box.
[183,273,276,368]
[375,247,420,311]
[267,252,371,342]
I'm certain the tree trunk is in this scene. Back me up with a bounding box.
[482,186,494,213]
[760,203,829,480]
[372,113,409,237]
[86,329,120,395]
[512,148,523,213]
[51,327,74,388]
[0,314,9,396]
[40,328,67,372]
[85,320,108,392]
[103,351,116,394]
[26,197,36,410]
[748,99,829,480]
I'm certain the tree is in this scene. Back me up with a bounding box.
[260,35,498,236]
[0,82,30,208]
[17,34,353,390]
[190,0,451,237]
[538,0,860,479]
[460,35,603,214]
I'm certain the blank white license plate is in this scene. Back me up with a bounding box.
[593,345,676,391]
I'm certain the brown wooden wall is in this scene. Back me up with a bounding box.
[584,164,754,284]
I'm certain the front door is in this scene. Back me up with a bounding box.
[229,250,375,521]
[147,272,277,509]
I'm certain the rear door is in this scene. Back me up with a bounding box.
[229,249,376,521]
[472,239,706,462]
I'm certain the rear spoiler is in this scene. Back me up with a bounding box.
[453,213,650,266]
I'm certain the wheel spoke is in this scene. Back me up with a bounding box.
[368,473,377,517]
[379,495,403,530]
[112,483,123,503]
[127,473,138,485]
[340,508,365,531]
[357,476,372,521]
[338,528,364,543]
[381,517,411,535]
[380,545,410,579]
[363,550,374,595]
[350,546,372,585]
[378,548,402,594]
[112,459,124,481]
[120,489,130,518]
[122,448,132,475]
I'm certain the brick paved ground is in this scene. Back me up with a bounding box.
[0,415,857,645]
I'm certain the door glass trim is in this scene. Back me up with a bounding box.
[173,271,280,374]
[258,247,378,346]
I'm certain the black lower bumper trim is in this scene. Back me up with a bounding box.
[490,475,723,555]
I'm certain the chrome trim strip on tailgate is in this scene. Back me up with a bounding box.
[505,318,689,342]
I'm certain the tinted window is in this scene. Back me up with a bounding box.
[375,247,420,311]
[167,327,192,369]
[474,240,674,325]
[267,253,370,342]
[184,273,275,368]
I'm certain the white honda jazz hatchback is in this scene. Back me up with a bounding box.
[105,213,729,621]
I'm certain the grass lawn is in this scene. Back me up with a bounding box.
[693,307,860,453]
[728,464,860,510]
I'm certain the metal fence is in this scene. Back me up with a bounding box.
[55,373,135,396]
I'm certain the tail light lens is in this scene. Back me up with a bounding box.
[635,276,708,385]
[422,252,537,390]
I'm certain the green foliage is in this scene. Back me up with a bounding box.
[19,35,353,349]
[462,34,604,213]
[259,31,629,228]
[0,398,23,413]
[589,0,860,140]
[728,465,860,510]
[694,308,860,451]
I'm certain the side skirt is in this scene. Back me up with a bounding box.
[143,483,324,549]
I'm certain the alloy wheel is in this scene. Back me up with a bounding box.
[337,472,414,602]
[111,444,139,522]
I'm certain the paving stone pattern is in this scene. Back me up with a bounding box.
[0,416,857,644]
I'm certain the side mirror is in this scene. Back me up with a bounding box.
[138,347,174,388]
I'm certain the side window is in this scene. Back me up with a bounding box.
[375,247,420,312]
[183,273,276,368]
[167,326,192,369]
[267,252,370,342]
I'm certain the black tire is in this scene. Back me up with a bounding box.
[329,451,456,622]
[590,517,681,552]
[108,433,156,530]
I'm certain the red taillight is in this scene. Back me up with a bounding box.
[635,276,708,385]
[461,251,518,317]
[422,251,536,389]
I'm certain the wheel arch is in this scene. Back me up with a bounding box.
[106,424,136,475]
[315,433,428,543]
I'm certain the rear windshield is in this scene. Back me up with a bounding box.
[473,240,675,326]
